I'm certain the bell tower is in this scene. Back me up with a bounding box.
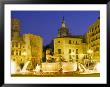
[11,18,21,40]
[58,17,69,37]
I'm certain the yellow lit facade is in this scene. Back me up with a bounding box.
[11,18,25,66]
[11,18,43,68]
[23,34,43,64]
[54,37,87,62]
[87,17,100,62]
[54,18,87,62]
[54,17,100,63]
[11,40,26,65]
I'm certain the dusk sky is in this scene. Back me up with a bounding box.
[11,11,100,46]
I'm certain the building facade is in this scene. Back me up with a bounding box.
[11,18,25,67]
[54,18,87,62]
[22,34,43,65]
[87,17,100,62]
[54,37,87,62]
[11,18,43,69]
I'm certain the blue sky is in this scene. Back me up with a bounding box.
[11,11,100,46]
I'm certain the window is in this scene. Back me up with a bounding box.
[16,42,18,47]
[58,49,61,54]
[58,41,60,43]
[76,49,78,54]
[19,51,21,56]
[16,50,18,55]
[12,42,14,47]
[76,41,77,44]
[19,43,21,48]
[11,50,14,55]
[69,55,72,60]
[73,50,74,52]
[69,49,71,53]
[69,40,71,44]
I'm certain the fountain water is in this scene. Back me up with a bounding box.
[72,62,89,73]
[78,63,88,72]
[61,62,87,73]
[93,62,100,73]
[11,59,21,74]
[72,62,77,71]
[34,64,41,72]
[21,61,30,74]
[11,59,100,75]
[79,62,100,74]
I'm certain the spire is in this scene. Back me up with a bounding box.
[62,16,66,28]
[58,17,70,37]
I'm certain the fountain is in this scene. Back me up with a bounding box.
[42,62,60,72]
[79,62,100,74]
[11,59,21,74]
[93,62,100,73]
[72,62,78,71]
[35,64,41,72]
[21,61,30,74]
[11,58,100,75]
[33,64,41,74]
[61,62,88,73]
